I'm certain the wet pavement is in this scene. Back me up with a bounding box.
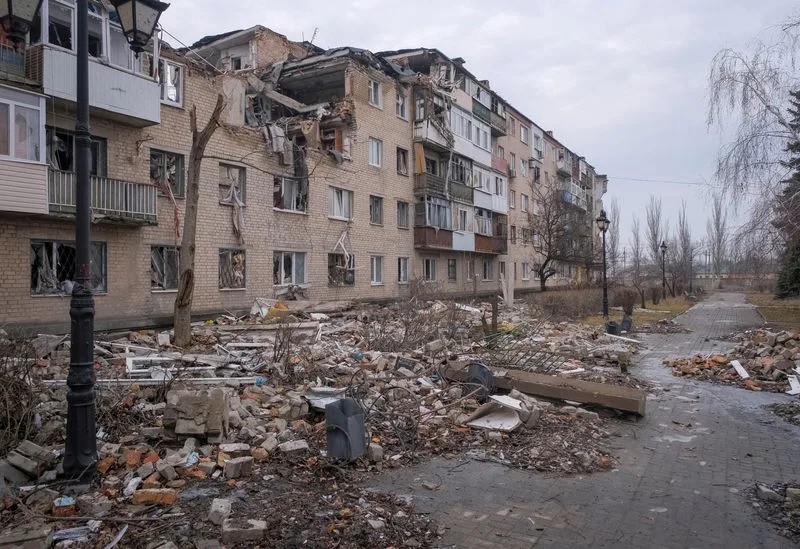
[370,293,800,548]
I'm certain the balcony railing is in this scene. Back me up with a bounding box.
[490,110,507,135]
[475,234,507,254]
[413,119,449,150]
[0,43,25,76]
[449,181,474,203]
[491,154,508,174]
[472,100,491,124]
[48,169,158,223]
[561,190,586,211]
[414,225,453,250]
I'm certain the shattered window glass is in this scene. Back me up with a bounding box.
[273,176,308,212]
[273,251,306,285]
[150,149,185,197]
[151,246,180,290]
[219,249,246,289]
[369,195,383,225]
[219,164,246,204]
[30,240,106,295]
[328,253,354,286]
[158,59,183,105]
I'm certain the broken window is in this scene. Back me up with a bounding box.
[87,4,104,57]
[396,201,409,229]
[0,87,42,161]
[30,240,106,295]
[30,1,73,50]
[424,157,439,176]
[158,59,183,106]
[150,149,185,197]
[273,251,306,286]
[369,195,383,225]
[46,127,106,176]
[328,253,355,286]
[219,163,246,204]
[368,80,382,108]
[273,176,308,212]
[219,249,246,289]
[397,257,409,283]
[396,147,408,175]
[368,137,382,167]
[328,186,353,219]
[370,256,383,285]
[510,226,517,244]
[425,198,451,229]
[151,246,180,290]
[396,89,407,119]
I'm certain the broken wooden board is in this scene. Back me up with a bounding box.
[217,321,320,332]
[445,363,647,415]
[730,360,750,379]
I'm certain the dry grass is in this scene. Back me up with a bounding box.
[746,292,800,330]
[580,296,696,327]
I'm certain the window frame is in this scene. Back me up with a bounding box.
[219,162,246,204]
[520,125,529,144]
[520,193,529,212]
[273,176,308,213]
[150,148,186,198]
[328,185,354,220]
[158,58,184,107]
[396,201,409,229]
[369,194,383,225]
[218,248,247,290]
[395,89,408,120]
[509,190,516,209]
[522,262,531,280]
[30,239,107,296]
[368,137,383,167]
[447,258,457,282]
[370,255,384,285]
[328,253,355,286]
[396,147,409,175]
[483,260,493,281]
[0,86,45,163]
[397,256,409,284]
[150,245,180,292]
[273,250,307,286]
[368,79,383,108]
[423,258,436,281]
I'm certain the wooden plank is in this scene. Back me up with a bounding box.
[445,364,647,415]
[218,321,319,332]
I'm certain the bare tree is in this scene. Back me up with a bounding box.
[645,195,664,265]
[706,193,729,288]
[528,184,576,291]
[173,95,225,347]
[675,200,693,291]
[629,216,646,308]
[608,197,621,279]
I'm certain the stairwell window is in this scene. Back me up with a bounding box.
[396,147,408,175]
[396,89,407,119]
[509,190,516,209]
[397,257,409,283]
[483,260,493,281]
[520,125,529,144]
[448,259,457,281]
[328,186,353,220]
[368,80,383,108]
[423,258,436,281]
[522,262,531,280]
[370,195,383,225]
[397,201,409,228]
[370,256,384,285]
[521,193,529,212]
[368,137,382,167]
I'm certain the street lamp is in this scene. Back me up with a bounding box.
[55,0,168,481]
[596,209,610,319]
[0,0,43,46]
[660,240,668,300]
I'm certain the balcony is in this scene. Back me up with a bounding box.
[556,158,571,176]
[561,190,586,211]
[414,225,453,250]
[490,110,507,136]
[472,100,491,124]
[449,181,473,203]
[491,154,508,174]
[48,169,158,224]
[475,234,507,254]
[27,45,160,127]
[413,119,450,152]
[414,172,447,198]
[0,43,25,77]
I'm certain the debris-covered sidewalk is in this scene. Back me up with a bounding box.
[663,329,800,393]
[0,296,647,547]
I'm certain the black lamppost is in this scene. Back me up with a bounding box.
[660,240,668,301]
[52,0,167,480]
[596,209,610,318]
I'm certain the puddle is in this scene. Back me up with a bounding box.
[653,434,696,443]
[649,507,668,513]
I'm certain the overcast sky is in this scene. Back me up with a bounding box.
[159,0,798,255]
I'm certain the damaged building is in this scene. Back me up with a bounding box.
[0,17,606,330]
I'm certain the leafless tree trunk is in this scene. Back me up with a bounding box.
[675,200,693,290]
[608,197,620,279]
[706,193,728,289]
[645,195,664,267]
[527,183,573,291]
[630,216,646,309]
[173,95,225,347]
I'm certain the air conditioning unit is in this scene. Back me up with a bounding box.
[507,168,517,178]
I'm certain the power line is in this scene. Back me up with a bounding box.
[609,176,709,186]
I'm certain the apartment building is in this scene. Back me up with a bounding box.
[0,15,607,330]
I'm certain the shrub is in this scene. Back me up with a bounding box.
[649,286,661,305]
[612,287,639,316]
[528,288,603,319]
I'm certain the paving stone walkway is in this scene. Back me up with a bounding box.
[370,292,800,548]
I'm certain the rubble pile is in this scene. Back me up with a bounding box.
[635,318,689,334]
[663,329,800,392]
[765,401,800,426]
[0,297,643,547]
[748,482,800,544]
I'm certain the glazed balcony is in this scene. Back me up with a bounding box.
[414,225,453,250]
[475,234,507,254]
[490,110,507,136]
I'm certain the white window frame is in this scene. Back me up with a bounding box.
[395,89,407,120]
[158,58,184,107]
[397,201,409,228]
[509,190,516,209]
[520,125,529,144]
[423,258,436,281]
[483,260,493,281]
[368,80,383,108]
[397,256,409,284]
[328,186,354,220]
[0,85,45,163]
[273,251,307,286]
[370,255,384,285]
[522,262,531,280]
[369,194,383,225]
[396,147,408,175]
[274,176,308,213]
[520,158,528,177]
[494,177,505,198]
[368,137,382,167]
[521,194,529,212]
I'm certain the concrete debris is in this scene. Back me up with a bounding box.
[664,329,800,392]
[209,498,232,525]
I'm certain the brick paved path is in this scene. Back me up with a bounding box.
[370,293,800,548]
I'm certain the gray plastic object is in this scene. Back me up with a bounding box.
[325,398,366,461]
[605,321,619,335]
[466,361,493,403]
